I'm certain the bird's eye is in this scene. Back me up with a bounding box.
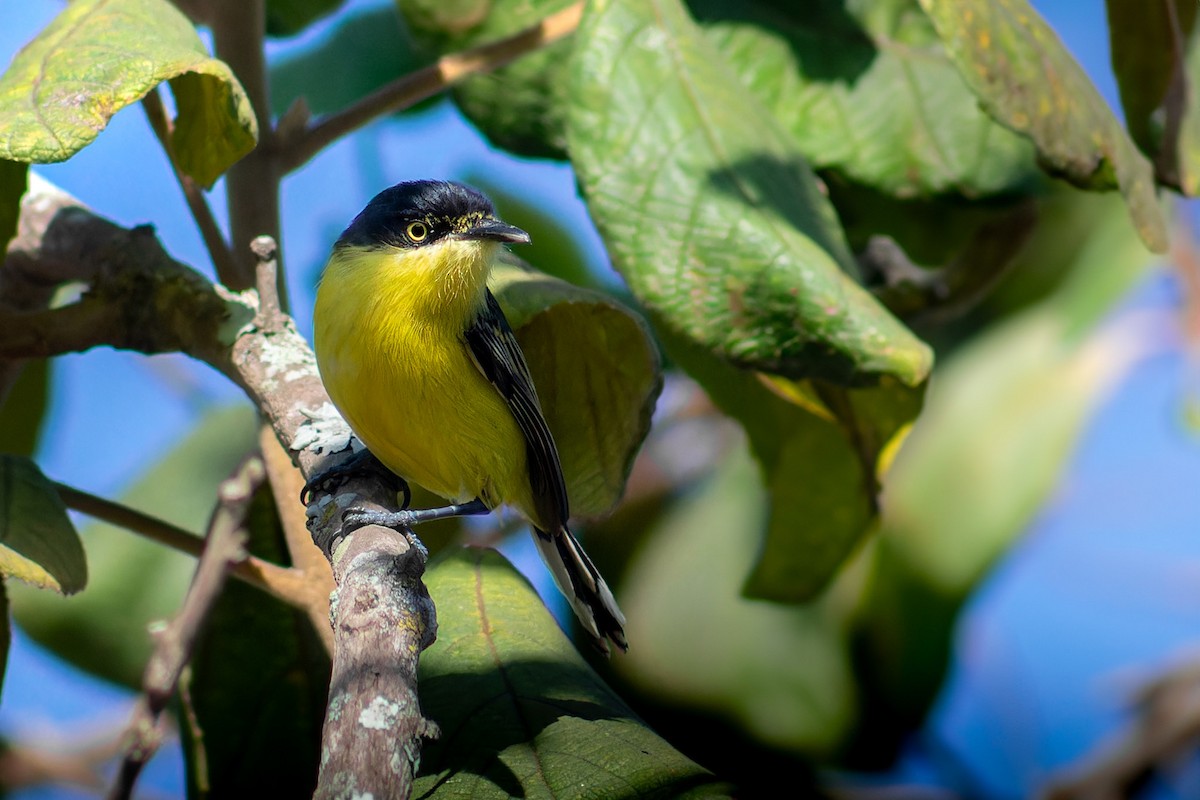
[406,221,429,242]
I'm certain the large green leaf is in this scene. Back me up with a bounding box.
[695,0,1037,198]
[415,547,731,798]
[9,404,258,687]
[615,448,856,756]
[567,0,932,387]
[181,483,329,799]
[919,0,1168,252]
[490,258,661,519]
[0,456,86,594]
[0,0,257,186]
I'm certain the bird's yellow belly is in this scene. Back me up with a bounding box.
[316,309,532,514]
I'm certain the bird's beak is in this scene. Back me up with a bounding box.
[460,217,531,244]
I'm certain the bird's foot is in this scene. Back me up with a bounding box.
[300,448,411,508]
[340,499,491,533]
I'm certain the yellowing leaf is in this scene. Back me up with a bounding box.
[0,456,86,594]
[0,0,257,186]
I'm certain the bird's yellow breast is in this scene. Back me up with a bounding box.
[313,241,535,515]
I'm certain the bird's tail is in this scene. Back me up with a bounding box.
[533,526,627,654]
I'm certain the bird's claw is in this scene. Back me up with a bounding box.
[300,449,411,508]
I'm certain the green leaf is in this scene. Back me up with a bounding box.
[181,483,329,798]
[616,448,856,755]
[0,359,49,459]
[0,456,86,594]
[266,0,348,37]
[490,258,662,518]
[567,0,932,387]
[9,404,258,687]
[1106,0,1197,163]
[397,0,575,159]
[0,0,257,187]
[415,547,731,799]
[0,160,27,257]
[663,330,922,601]
[918,0,1168,253]
[694,0,1037,198]
[270,5,422,118]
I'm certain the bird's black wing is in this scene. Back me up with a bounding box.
[464,289,570,530]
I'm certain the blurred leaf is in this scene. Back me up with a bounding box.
[0,359,49,458]
[415,547,731,798]
[270,6,422,117]
[1106,0,1197,166]
[0,582,10,695]
[490,257,662,518]
[664,329,922,600]
[266,0,347,37]
[567,0,932,387]
[0,456,86,594]
[0,0,257,187]
[0,160,27,256]
[919,0,1168,253]
[463,171,598,288]
[857,191,1156,719]
[694,0,1037,198]
[9,404,258,687]
[181,483,328,798]
[397,0,576,159]
[616,447,856,754]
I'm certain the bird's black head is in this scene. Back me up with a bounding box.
[336,180,530,250]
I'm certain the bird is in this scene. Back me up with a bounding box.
[311,179,627,653]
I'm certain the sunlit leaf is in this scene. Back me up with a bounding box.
[616,449,856,755]
[415,547,731,798]
[490,258,661,518]
[919,0,1168,252]
[181,483,329,798]
[567,0,932,387]
[0,0,257,186]
[9,404,258,687]
[0,456,86,594]
[695,0,1037,198]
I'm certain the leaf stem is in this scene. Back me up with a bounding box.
[141,89,239,284]
[280,2,585,174]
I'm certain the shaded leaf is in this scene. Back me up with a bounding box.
[0,456,86,594]
[415,547,731,798]
[616,448,856,755]
[567,0,932,387]
[490,257,661,518]
[919,0,1168,252]
[266,0,347,37]
[9,405,258,687]
[0,160,27,256]
[1106,0,1197,166]
[662,329,922,601]
[181,482,329,798]
[0,359,49,459]
[270,5,422,118]
[0,0,257,186]
[397,0,575,159]
[695,0,1037,198]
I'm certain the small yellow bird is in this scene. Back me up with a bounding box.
[313,180,627,652]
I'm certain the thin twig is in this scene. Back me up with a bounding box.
[141,89,238,283]
[280,2,584,173]
[107,455,263,800]
[53,480,306,607]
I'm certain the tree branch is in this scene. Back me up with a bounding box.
[280,2,584,174]
[107,455,261,800]
[2,180,439,797]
